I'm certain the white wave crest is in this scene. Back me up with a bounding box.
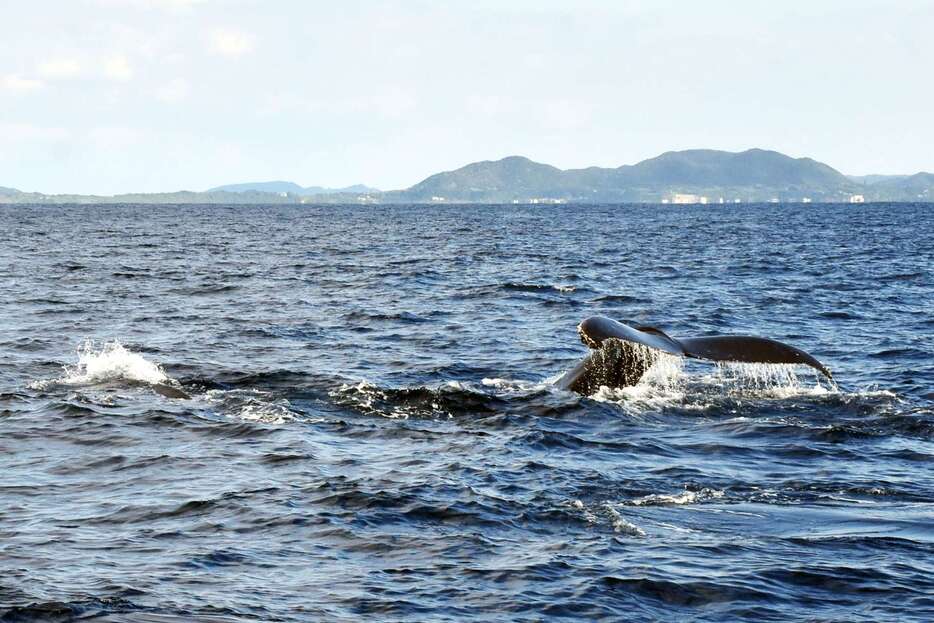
[630,487,725,506]
[481,377,557,394]
[204,388,296,424]
[566,499,646,537]
[603,503,647,536]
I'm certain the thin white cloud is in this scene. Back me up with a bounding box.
[1,74,44,92]
[88,126,146,148]
[103,55,134,80]
[95,0,207,11]
[207,28,255,57]
[38,58,83,79]
[0,123,70,142]
[147,0,206,7]
[155,78,190,103]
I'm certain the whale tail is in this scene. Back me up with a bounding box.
[559,316,833,394]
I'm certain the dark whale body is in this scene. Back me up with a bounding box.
[556,316,833,395]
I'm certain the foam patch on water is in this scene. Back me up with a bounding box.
[482,377,557,394]
[603,503,647,536]
[567,499,646,536]
[331,381,410,419]
[330,380,459,419]
[629,487,725,506]
[204,388,297,424]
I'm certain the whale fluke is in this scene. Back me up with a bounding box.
[557,316,832,394]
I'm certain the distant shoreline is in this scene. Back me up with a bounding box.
[3,148,932,204]
[3,200,931,207]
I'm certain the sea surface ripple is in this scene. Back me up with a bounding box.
[1,203,932,622]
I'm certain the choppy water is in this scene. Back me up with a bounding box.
[1,203,932,622]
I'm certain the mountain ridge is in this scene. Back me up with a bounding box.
[3,148,932,204]
[208,181,380,195]
[394,149,862,202]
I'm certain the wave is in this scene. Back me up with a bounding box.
[329,379,510,419]
[592,294,650,304]
[203,388,298,424]
[501,282,578,293]
[342,310,443,323]
[567,499,646,536]
[460,282,583,298]
[629,487,725,506]
[0,597,142,623]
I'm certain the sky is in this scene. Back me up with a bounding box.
[1,0,932,195]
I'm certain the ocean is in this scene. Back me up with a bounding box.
[1,202,932,621]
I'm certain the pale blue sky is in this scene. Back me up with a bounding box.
[1,0,932,194]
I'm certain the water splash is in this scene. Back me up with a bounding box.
[64,340,169,385]
[706,362,836,398]
[590,348,685,408]
[589,348,841,409]
[26,340,190,398]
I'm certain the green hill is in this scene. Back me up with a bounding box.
[396,149,859,202]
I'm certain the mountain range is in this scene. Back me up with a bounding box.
[390,149,862,203]
[207,181,379,195]
[2,148,932,204]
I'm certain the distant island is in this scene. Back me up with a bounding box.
[207,181,380,196]
[2,148,932,204]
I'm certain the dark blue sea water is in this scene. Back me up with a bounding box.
[1,203,932,622]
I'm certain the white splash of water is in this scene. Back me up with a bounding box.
[63,340,169,385]
[705,362,835,398]
[586,346,844,410]
[591,349,686,408]
[636,349,684,390]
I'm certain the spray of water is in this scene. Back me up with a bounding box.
[706,361,835,398]
[62,340,170,385]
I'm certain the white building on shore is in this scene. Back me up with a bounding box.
[670,193,707,204]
